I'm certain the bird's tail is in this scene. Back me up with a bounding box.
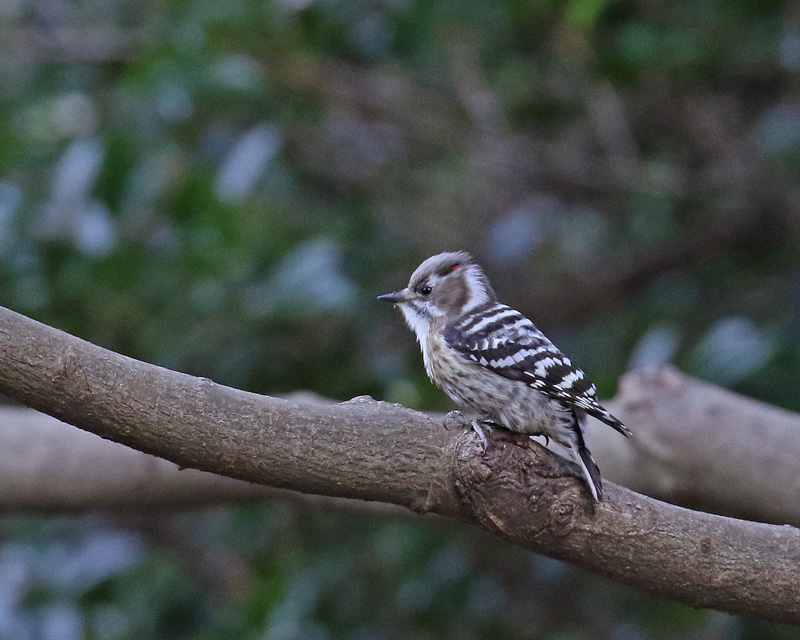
[566,410,604,501]
[575,442,603,501]
[587,405,631,437]
[552,427,604,500]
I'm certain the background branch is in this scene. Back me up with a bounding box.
[0,404,417,518]
[592,366,800,527]
[0,305,798,624]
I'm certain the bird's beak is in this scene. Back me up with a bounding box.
[377,289,408,303]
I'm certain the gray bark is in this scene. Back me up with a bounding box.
[0,405,277,510]
[0,305,798,624]
[3,367,800,529]
[591,366,800,527]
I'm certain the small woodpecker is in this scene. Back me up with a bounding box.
[378,251,630,501]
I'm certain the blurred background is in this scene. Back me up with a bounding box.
[1,0,800,637]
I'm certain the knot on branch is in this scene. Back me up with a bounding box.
[451,431,595,543]
[50,348,92,398]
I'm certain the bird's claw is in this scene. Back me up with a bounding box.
[443,410,469,431]
[470,419,493,455]
[443,412,494,455]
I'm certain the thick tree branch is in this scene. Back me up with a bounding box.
[5,366,800,529]
[0,305,798,624]
[0,405,417,518]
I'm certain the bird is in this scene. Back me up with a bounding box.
[378,250,630,501]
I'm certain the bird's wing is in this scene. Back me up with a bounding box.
[444,305,630,436]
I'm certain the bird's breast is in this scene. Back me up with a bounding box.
[423,332,451,386]
[423,331,478,408]
[422,331,442,384]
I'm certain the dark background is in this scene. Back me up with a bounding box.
[1,0,799,637]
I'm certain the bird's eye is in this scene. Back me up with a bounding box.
[420,285,432,296]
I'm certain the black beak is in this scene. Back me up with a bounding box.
[377,290,407,303]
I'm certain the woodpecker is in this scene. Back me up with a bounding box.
[378,250,630,501]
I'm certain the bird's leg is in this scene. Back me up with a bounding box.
[470,419,489,452]
[443,410,469,431]
[444,412,498,454]
[470,415,499,454]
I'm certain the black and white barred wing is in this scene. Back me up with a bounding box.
[443,303,630,436]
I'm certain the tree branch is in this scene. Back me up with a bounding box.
[0,404,418,518]
[6,366,800,529]
[0,305,797,624]
[591,366,800,527]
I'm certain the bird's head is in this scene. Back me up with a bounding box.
[378,251,497,338]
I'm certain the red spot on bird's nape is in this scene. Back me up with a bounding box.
[448,264,463,273]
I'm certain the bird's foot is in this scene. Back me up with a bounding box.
[470,418,496,454]
[444,412,498,454]
[443,410,469,431]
